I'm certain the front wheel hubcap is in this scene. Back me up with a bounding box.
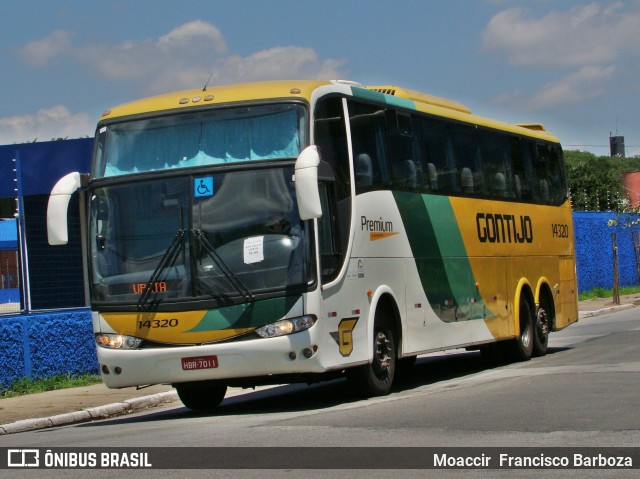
[373,331,392,374]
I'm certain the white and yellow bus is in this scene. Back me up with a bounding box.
[48,80,578,410]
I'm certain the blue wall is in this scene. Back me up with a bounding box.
[0,309,96,390]
[0,139,93,197]
[573,211,640,292]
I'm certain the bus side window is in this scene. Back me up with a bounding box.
[480,130,511,199]
[387,111,418,191]
[314,96,351,284]
[427,163,438,191]
[451,124,481,196]
[413,116,449,194]
[511,137,533,201]
[318,182,341,283]
[348,101,391,192]
[547,145,568,204]
[534,144,553,204]
[394,159,418,190]
[355,153,373,189]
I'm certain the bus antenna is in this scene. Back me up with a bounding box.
[203,73,214,92]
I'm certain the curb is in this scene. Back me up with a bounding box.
[578,303,634,319]
[0,391,178,435]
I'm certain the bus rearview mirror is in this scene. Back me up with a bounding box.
[47,172,85,245]
[295,145,322,220]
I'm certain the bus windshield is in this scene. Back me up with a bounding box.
[94,103,306,178]
[89,166,312,306]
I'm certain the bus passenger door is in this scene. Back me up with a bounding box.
[317,178,368,367]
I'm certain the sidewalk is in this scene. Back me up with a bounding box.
[577,292,640,317]
[1,294,638,435]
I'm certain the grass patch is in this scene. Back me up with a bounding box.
[579,285,640,301]
[1,373,102,399]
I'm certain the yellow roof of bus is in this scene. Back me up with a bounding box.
[99,80,559,144]
[100,80,332,120]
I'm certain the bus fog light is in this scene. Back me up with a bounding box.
[256,315,317,338]
[96,333,142,350]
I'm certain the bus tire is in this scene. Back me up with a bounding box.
[509,295,534,362]
[347,310,396,397]
[532,306,549,357]
[175,381,227,412]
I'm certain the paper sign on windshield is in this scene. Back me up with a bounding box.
[243,236,264,264]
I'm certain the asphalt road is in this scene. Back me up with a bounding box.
[3,308,639,479]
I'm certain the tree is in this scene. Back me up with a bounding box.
[565,150,640,211]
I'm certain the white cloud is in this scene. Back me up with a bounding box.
[211,46,346,83]
[157,20,227,54]
[7,21,347,144]
[483,3,640,113]
[20,21,346,93]
[21,30,73,67]
[482,2,640,68]
[491,65,616,111]
[532,65,615,108]
[0,106,92,144]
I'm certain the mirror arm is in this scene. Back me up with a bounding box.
[47,172,88,245]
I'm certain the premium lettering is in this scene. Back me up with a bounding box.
[361,216,393,233]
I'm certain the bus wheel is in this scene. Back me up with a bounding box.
[509,296,534,362]
[348,311,396,397]
[175,381,227,412]
[532,307,549,357]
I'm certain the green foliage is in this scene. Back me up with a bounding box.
[578,286,611,300]
[578,285,640,301]
[565,150,640,211]
[1,373,102,398]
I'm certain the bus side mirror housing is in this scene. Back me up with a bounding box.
[47,172,86,245]
[295,145,322,220]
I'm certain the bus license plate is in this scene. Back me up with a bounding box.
[181,355,219,370]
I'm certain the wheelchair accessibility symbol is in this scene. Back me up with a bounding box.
[194,177,214,197]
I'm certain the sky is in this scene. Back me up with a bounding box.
[1,0,639,156]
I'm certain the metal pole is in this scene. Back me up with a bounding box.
[612,232,620,305]
[15,153,31,313]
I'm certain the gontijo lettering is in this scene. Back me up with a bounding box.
[476,212,533,244]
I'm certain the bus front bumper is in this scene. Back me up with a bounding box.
[96,330,327,389]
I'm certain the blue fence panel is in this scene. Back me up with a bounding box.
[573,211,640,292]
[0,309,96,390]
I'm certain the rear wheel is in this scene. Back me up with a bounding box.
[348,310,396,397]
[532,306,549,357]
[509,295,534,362]
[175,381,227,412]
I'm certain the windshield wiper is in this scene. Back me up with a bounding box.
[192,228,255,303]
[137,229,186,310]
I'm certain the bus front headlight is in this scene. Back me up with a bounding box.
[255,315,317,338]
[95,333,143,349]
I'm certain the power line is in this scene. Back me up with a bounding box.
[566,144,640,148]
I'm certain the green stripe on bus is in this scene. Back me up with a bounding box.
[351,87,416,110]
[394,192,486,322]
[186,295,301,332]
